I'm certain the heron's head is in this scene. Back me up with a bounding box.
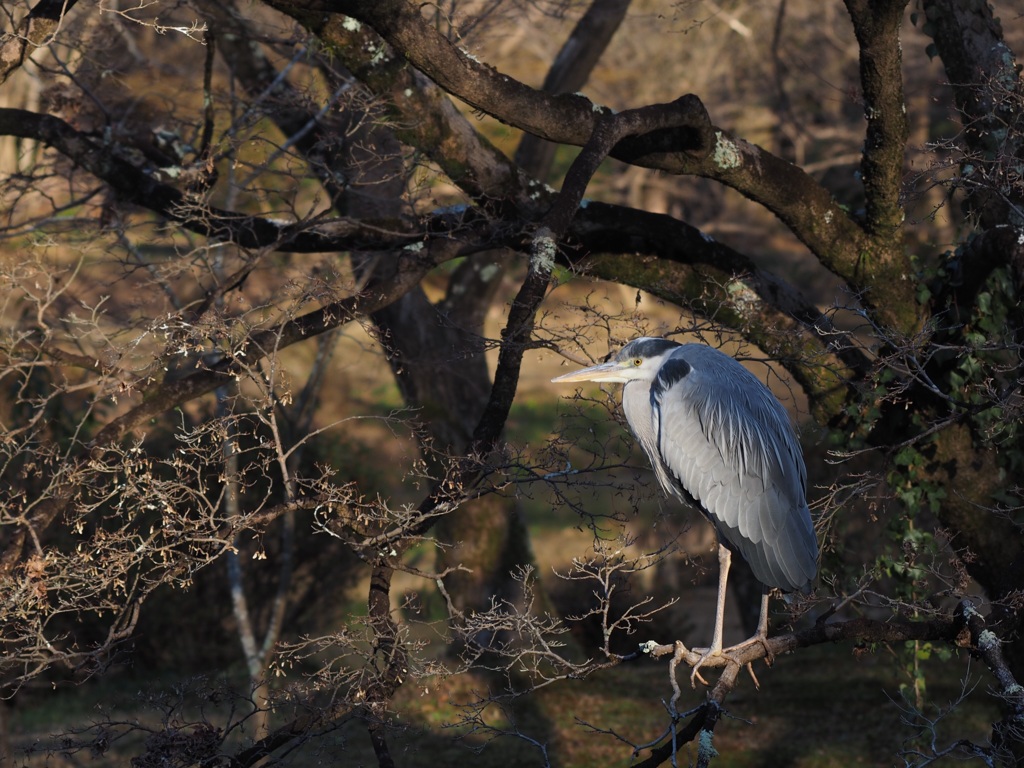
[551,337,681,384]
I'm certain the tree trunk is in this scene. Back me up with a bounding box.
[370,255,540,630]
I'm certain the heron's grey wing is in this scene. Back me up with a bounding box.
[650,349,817,591]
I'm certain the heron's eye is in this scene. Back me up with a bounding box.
[632,358,642,367]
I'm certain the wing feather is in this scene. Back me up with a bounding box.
[648,345,817,591]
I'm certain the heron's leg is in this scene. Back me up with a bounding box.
[725,589,771,649]
[711,543,731,653]
[754,588,775,663]
[725,588,774,665]
[689,543,731,686]
[756,589,770,639]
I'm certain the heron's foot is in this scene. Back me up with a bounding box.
[687,645,722,688]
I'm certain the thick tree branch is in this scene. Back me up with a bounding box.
[311,13,537,211]
[238,3,881,390]
[264,9,837,230]
[271,0,925,331]
[845,0,911,239]
[299,6,872,420]
[837,0,924,335]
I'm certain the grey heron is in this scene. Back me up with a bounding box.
[552,337,817,681]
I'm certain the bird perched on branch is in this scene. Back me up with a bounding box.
[553,337,817,682]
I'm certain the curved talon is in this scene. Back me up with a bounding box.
[744,662,760,689]
[690,666,710,688]
[688,646,720,688]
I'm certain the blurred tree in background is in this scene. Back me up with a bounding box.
[1,0,1023,765]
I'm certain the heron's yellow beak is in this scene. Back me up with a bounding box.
[551,360,627,384]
